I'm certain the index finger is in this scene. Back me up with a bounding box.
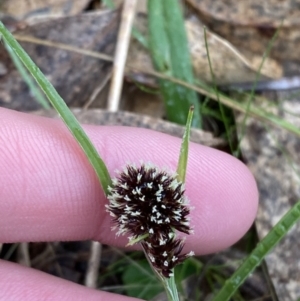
[0,108,258,254]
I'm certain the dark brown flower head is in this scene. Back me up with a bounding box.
[106,163,193,278]
[106,164,191,239]
[142,237,194,278]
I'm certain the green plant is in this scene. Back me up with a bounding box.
[0,19,195,301]
[1,1,300,298]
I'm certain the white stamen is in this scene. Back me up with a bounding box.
[147,182,153,189]
[150,216,157,222]
[137,173,142,183]
[149,255,155,262]
[125,205,131,212]
[162,251,168,257]
[187,251,195,257]
[164,261,168,267]
[149,228,154,234]
[124,195,131,201]
[169,180,178,190]
[161,175,167,182]
[159,238,166,245]
[121,183,128,190]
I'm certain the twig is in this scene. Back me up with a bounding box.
[83,70,112,109]
[85,0,137,288]
[18,242,31,267]
[85,241,103,288]
[14,34,113,62]
[107,0,137,111]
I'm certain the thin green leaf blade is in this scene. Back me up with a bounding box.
[5,42,50,109]
[147,0,201,127]
[177,106,194,183]
[212,201,300,301]
[0,22,112,195]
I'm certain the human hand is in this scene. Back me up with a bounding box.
[0,108,258,301]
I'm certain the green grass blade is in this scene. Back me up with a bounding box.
[132,27,149,49]
[102,0,115,9]
[177,106,194,183]
[203,28,235,154]
[5,42,50,109]
[0,21,112,195]
[147,0,201,128]
[212,201,300,301]
[236,23,282,157]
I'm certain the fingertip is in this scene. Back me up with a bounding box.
[0,260,141,301]
[185,144,258,254]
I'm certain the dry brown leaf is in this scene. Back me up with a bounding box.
[186,17,282,84]
[0,10,119,111]
[236,95,300,301]
[0,0,90,21]
[186,0,300,60]
[127,14,283,86]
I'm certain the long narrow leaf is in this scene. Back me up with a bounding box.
[212,201,300,301]
[0,22,112,195]
[5,42,50,109]
[148,0,201,127]
[177,106,194,183]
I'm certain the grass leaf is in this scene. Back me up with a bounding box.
[212,201,300,301]
[5,42,50,110]
[177,106,194,183]
[148,0,201,127]
[0,21,112,195]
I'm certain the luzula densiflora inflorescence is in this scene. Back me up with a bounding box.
[106,163,193,278]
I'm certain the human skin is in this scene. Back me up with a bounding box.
[0,108,258,301]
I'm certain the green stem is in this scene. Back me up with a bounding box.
[0,21,112,195]
[212,201,300,301]
[163,275,180,301]
[177,106,194,183]
[5,42,50,109]
[141,243,180,301]
[148,0,201,127]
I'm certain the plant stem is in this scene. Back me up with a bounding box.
[5,42,50,109]
[212,200,300,301]
[0,21,112,195]
[162,275,180,301]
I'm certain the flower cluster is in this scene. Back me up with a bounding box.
[106,163,193,277]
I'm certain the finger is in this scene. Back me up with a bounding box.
[0,108,258,254]
[0,260,140,301]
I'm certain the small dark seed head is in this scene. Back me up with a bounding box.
[106,163,193,277]
[142,237,194,277]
